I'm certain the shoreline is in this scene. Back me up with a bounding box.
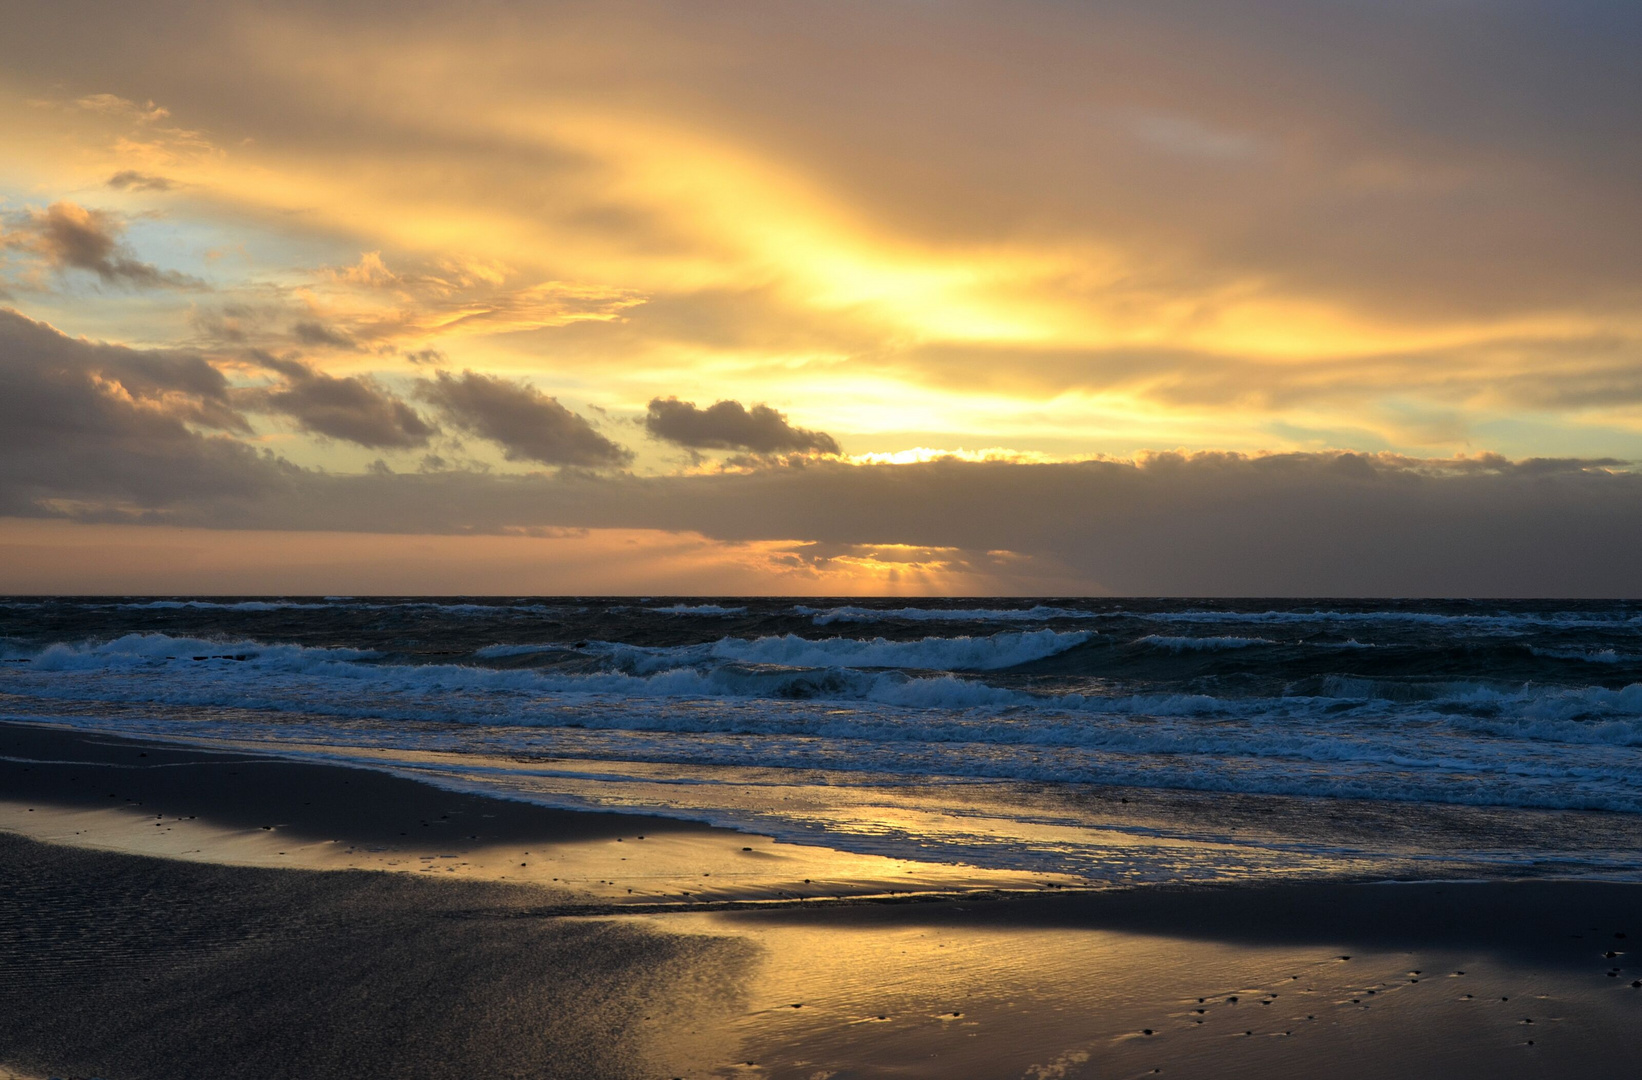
[0,721,1083,904]
[5,720,1642,1078]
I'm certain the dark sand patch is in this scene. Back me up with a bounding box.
[0,721,712,847]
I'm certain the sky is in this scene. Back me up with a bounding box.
[2,0,1640,595]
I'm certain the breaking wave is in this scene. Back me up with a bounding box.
[4,597,1642,820]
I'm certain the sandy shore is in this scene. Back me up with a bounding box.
[4,720,1641,1079]
[0,723,1080,903]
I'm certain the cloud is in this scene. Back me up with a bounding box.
[645,397,840,455]
[74,93,169,122]
[179,253,644,360]
[894,334,1642,415]
[8,1,1642,330]
[0,202,199,289]
[6,1,1642,593]
[291,320,357,349]
[0,307,280,519]
[0,319,1636,595]
[248,354,435,449]
[1125,112,1261,161]
[125,449,1636,597]
[107,170,173,192]
[7,1,1639,465]
[328,251,400,288]
[419,370,632,467]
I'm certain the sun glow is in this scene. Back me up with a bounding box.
[2,0,1641,549]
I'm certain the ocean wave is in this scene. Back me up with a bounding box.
[1530,646,1629,664]
[3,633,1033,713]
[1136,634,1277,652]
[8,633,1642,739]
[1127,608,1642,633]
[117,600,335,612]
[10,600,1642,838]
[9,630,1642,822]
[616,629,1092,673]
[791,603,1642,635]
[19,633,379,671]
[798,604,1101,624]
[2,598,576,620]
[646,604,748,616]
[476,629,1091,672]
[8,665,1642,814]
[473,642,573,659]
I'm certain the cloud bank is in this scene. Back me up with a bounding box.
[223,454,1642,597]
[6,305,1638,595]
[3,2,1642,593]
[0,308,284,521]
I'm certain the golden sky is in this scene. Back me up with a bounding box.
[2,0,1640,593]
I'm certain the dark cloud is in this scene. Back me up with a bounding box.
[292,321,357,349]
[645,397,840,455]
[0,202,200,289]
[0,307,281,519]
[148,451,1636,597]
[106,170,173,192]
[608,452,1637,596]
[249,354,435,449]
[419,371,631,468]
[1,318,1637,594]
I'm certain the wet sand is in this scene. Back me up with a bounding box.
[0,723,1079,903]
[0,831,755,1080]
[3,721,1641,1079]
[701,880,1642,1078]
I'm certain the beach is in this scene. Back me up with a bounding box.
[7,0,1642,1067]
[5,720,1640,1079]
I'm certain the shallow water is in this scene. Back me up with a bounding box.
[4,596,1641,883]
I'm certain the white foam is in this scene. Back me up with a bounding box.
[25,633,378,671]
[475,629,1090,672]
[473,642,569,659]
[797,604,1100,624]
[1531,646,1629,664]
[1136,634,1277,652]
[646,604,748,616]
[11,634,1642,735]
[118,600,333,612]
[7,622,1642,818]
[1131,608,1642,633]
[635,629,1089,672]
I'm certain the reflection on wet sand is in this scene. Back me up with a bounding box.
[689,904,1642,1079]
[0,798,1081,904]
[5,723,1642,1080]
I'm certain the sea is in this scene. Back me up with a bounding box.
[4,596,1642,886]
